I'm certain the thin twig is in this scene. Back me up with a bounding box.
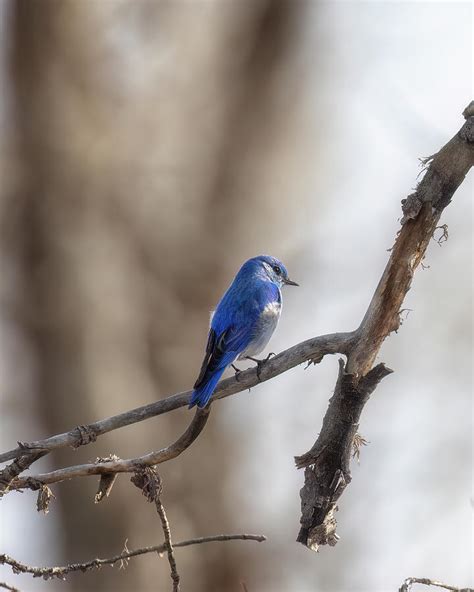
[0,583,21,592]
[155,498,180,591]
[399,577,474,592]
[0,534,266,581]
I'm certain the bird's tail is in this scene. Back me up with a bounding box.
[189,366,226,409]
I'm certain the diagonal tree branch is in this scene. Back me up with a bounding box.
[295,103,474,549]
[0,534,266,580]
[0,331,354,469]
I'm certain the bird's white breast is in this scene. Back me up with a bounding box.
[239,300,281,358]
[261,301,281,320]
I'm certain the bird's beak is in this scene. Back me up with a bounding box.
[284,277,299,286]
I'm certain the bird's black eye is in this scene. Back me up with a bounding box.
[273,265,282,275]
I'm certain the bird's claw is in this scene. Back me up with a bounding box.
[247,352,275,382]
[231,364,242,382]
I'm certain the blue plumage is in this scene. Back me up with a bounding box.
[189,255,298,408]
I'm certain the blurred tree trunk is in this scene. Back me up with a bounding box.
[3,1,304,590]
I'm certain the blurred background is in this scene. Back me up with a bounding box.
[0,1,472,591]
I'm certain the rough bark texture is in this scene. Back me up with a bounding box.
[296,360,392,547]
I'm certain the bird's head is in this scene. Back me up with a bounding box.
[248,255,299,288]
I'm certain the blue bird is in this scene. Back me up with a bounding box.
[189,255,298,409]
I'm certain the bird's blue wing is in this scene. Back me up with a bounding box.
[189,280,280,409]
[190,323,253,409]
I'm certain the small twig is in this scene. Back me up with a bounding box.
[155,498,180,591]
[0,534,266,580]
[352,433,369,462]
[0,583,21,592]
[433,224,449,245]
[131,467,180,591]
[399,577,474,592]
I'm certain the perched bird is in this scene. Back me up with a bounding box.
[189,255,298,409]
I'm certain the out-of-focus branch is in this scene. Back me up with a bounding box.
[399,577,474,592]
[295,104,474,550]
[0,534,266,581]
[0,332,354,488]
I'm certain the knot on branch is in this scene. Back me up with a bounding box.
[21,477,44,492]
[131,466,163,502]
[401,193,424,224]
[72,425,97,448]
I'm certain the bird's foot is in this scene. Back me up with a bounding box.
[246,352,276,381]
[231,364,242,382]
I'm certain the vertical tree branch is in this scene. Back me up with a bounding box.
[296,105,474,550]
[155,498,180,592]
[131,468,180,592]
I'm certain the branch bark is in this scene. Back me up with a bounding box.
[0,332,353,489]
[295,103,474,549]
[8,407,211,491]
